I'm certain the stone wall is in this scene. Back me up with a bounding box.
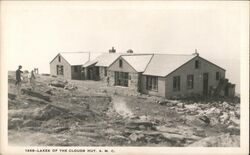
[107,70,139,95]
[99,67,107,81]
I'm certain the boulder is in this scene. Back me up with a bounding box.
[161,133,185,142]
[159,100,177,107]
[155,126,180,134]
[135,107,140,110]
[222,102,230,108]
[209,117,220,126]
[22,119,42,127]
[104,128,121,135]
[235,108,240,118]
[125,120,154,130]
[193,128,206,137]
[8,93,16,100]
[129,133,144,142]
[53,127,70,133]
[198,115,210,124]
[226,125,240,135]
[76,131,101,138]
[205,107,222,117]
[49,79,68,88]
[185,116,209,127]
[20,88,51,102]
[109,135,128,143]
[230,117,240,126]
[8,118,23,129]
[177,102,184,108]
[32,104,69,121]
[45,89,54,95]
[185,104,199,112]
[188,134,240,147]
[64,84,77,90]
[219,112,230,124]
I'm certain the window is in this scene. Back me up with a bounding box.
[58,56,61,62]
[216,72,220,80]
[114,71,128,87]
[104,67,107,76]
[187,74,194,89]
[119,59,123,68]
[146,76,158,91]
[56,65,64,75]
[173,76,181,91]
[74,66,79,72]
[195,60,200,69]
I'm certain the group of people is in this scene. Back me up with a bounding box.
[15,65,36,95]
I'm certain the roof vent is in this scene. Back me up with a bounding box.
[109,47,116,53]
[127,49,133,53]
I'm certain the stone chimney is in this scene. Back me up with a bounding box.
[127,49,133,53]
[109,47,116,53]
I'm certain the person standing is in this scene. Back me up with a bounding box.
[29,70,36,90]
[15,65,23,95]
[106,76,110,86]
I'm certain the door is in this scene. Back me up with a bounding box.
[94,67,100,80]
[203,73,209,96]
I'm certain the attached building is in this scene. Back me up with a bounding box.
[83,53,123,81]
[50,51,235,97]
[108,53,234,97]
[108,54,153,92]
[50,52,102,80]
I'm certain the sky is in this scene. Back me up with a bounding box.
[1,1,249,93]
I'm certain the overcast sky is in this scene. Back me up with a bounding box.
[1,1,249,93]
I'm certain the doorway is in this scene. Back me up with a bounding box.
[203,73,209,96]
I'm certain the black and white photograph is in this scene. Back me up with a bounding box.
[0,1,249,155]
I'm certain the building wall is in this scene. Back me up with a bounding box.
[71,65,82,80]
[108,57,137,73]
[50,54,72,79]
[108,57,139,93]
[140,76,166,97]
[165,56,225,97]
[99,67,107,81]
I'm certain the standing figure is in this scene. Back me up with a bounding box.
[15,65,23,95]
[106,76,110,86]
[29,70,36,90]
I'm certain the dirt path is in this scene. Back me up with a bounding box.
[112,96,134,118]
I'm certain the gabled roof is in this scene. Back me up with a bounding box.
[60,52,90,66]
[83,53,123,67]
[82,59,98,67]
[143,54,196,77]
[50,52,103,66]
[122,54,153,72]
[95,53,123,67]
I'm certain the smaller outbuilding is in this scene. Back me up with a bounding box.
[50,52,102,80]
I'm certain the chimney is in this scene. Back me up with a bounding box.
[193,49,199,56]
[109,47,116,53]
[127,49,133,53]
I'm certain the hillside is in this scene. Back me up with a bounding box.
[8,72,240,147]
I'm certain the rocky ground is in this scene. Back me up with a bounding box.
[8,72,240,147]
